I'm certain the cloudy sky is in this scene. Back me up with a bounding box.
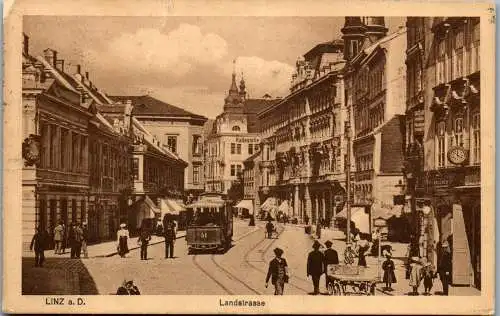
[24,16,405,118]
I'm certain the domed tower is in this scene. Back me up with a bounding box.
[341,17,366,61]
[363,17,388,43]
[239,72,246,100]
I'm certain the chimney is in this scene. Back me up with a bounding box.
[55,59,65,72]
[23,33,29,56]
[43,48,57,67]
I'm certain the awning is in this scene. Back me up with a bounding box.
[144,195,160,214]
[277,200,289,213]
[164,199,185,215]
[260,197,276,211]
[235,199,253,210]
[334,206,363,219]
[372,204,404,220]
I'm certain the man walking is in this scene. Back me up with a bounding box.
[53,221,64,255]
[30,227,48,267]
[438,241,452,295]
[81,222,89,258]
[307,240,324,295]
[323,240,339,290]
[138,226,152,260]
[72,222,83,259]
[164,222,176,259]
[265,219,274,239]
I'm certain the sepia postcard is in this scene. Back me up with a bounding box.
[2,0,496,314]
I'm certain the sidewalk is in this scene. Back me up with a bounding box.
[23,231,185,259]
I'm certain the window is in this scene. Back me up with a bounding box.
[248,144,254,155]
[50,125,57,168]
[166,135,177,153]
[72,134,79,172]
[437,121,446,167]
[472,113,480,164]
[237,143,241,155]
[193,166,200,184]
[471,20,480,73]
[436,39,446,84]
[237,164,242,175]
[453,117,464,146]
[232,125,241,132]
[192,135,202,155]
[350,40,359,57]
[60,128,68,171]
[231,143,236,154]
[230,164,236,176]
[133,158,139,180]
[454,29,464,79]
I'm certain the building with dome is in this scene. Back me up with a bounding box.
[204,61,278,194]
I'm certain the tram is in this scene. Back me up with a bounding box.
[185,192,233,253]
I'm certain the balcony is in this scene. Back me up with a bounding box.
[354,169,374,182]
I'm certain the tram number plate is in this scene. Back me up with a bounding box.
[200,232,208,240]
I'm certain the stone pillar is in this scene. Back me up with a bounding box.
[321,191,326,223]
[294,185,299,218]
[304,185,311,224]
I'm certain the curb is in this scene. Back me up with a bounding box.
[97,234,186,258]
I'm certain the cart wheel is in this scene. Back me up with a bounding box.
[327,282,334,295]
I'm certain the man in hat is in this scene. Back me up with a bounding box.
[323,240,339,290]
[265,219,274,239]
[437,241,452,295]
[265,247,288,295]
[307,240,324,295]
[164,221,176,259]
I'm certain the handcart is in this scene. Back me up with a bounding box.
[326,265,379,296]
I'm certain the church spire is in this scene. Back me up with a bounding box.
[229,59,238,94]
[239,71,246,99]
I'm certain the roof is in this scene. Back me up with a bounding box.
[110,95,207,120]
[352,27,407,66]
[304,40,344,61]
[35,56,79,94]
[244,98,279,133]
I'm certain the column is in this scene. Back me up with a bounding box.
[304,185,311,224]
[321,191,326,223]
[294,185,299,218]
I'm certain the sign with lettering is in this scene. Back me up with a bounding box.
[236,137,260,143]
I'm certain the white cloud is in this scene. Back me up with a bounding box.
[222,56,294,98]
[84,24,228,78]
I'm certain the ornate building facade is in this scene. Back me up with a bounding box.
[204,64,276,195]
[408,17,481,289]
[257,40,347,224]
[342,18,407,235]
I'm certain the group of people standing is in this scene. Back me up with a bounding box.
[115,218,177,260]
[307,240,339,295]
[30,221,89,267]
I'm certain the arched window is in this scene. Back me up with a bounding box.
[232,125,241,132]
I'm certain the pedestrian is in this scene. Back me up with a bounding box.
[316,221,322,239]
[382,254,396,291]
[138,226,151,260]
[265,219,274,239]
[164,221,176,259]
[357,238,369,267]
[53,221,64,255]
[116,223,130,258]
[116,280,141,295]
[81,222,89,258]
[30,227,48,267]
[68,223,77,258]
[421,259,435,295]
[409,256,422,295]
[72,222,84,259]
[304,214,309,226]
[265,247,288,295]
[437,241,452,296]
[307,240,324,295]
[323,240,339,290]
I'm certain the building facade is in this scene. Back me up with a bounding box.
[111,95,207,198]
[342,18,407,235]
[204,66,275,194]
[257,40,347,225]
[406,17,481,289]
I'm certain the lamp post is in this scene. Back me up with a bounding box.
[345,118,352,244]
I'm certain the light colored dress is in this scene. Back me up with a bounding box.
[409,263,422,287]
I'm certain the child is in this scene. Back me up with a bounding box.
[409,257,422,295]
[421,260,435,295]
[382,254,397,291]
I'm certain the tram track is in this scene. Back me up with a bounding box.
[191,224,265,295]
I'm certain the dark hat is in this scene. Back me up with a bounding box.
[273,247,284,256]
[312,240,322,249]
[325,240,333,247]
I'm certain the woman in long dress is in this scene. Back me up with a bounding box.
[117,223,130,258]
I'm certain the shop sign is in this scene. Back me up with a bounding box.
[236,137,260,143]
[374,219,386,227]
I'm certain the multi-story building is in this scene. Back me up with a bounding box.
[21,42,92,250]
[342,17,407,235]
[111,95,207,198]
[407,17,481,290]
[241,151,261,214]
[257,40,347,224]
[204,65,276,194]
